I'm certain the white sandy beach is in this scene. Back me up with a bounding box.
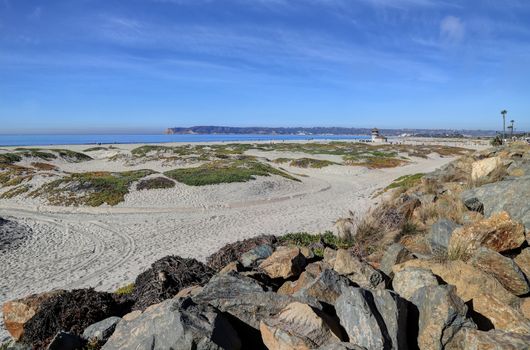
[0,139,488,340]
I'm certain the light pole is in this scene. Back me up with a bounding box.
[510,120,514,137]
[501,110,507,143]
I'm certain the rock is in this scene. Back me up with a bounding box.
[471,294,530,334]
[174,285,203,298]
[193,272,314,330]
[393,259,518,305]
[521,298,530,320]
[470,247,529,296]
[2,291,62,341]
[463,197,484,214]
[82,316,121,343]
[471,156,502,181]
[259,246,307,279]
[336,287,408,349]
[132,255,214,310]
[462,176,530,231]
[260,302,341,349]
[514,248,530,278]
[239,244,273,268]
[102,298,241,350]
[447,328,530,350]
[392,267,438,302]
[323,247,337,266]
[121,310,141,321]
[411,285,475,350]
[0,340,31,350]
[448,211,526,256]
[218,261,241,275]
[317,343,366,350]
[379,243,414,278]
[206,235,278,271]
[46,331,85,350]
[292,269,352,305]
[426,219,460,253]
[332,249,385,289]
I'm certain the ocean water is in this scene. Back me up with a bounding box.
[0,134,370,147]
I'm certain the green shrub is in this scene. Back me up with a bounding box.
[289,158,337,168]
[136,177,175,190]
[0,153,22,164]
[114,283,134,295]
[385,173,424,191]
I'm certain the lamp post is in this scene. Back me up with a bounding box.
[501,110,507,143]
[510,120,514,137]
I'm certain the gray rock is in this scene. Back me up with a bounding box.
[0,340,31,350]
[379,243,414,278]
[411,285,475,350]
[193,272,319,330]
[102,298,241,350]
[293,268,351,305]
[392,267,438,302]
[426,219,460,253]
[82,316,121,343]
[336,287,408,349]
[462,176,530,231]
[333,249,385,289]
[46,332,85,350]
[463,197,484,214]
[239,244,273,268]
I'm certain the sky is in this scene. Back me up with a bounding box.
[1,0,529,133]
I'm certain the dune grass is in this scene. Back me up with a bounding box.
[164,159,299,186]
[279,231,354,250]
[31,169,156,206]
[0,153,22,164]
[386,173,425,191]
[136,176,176,190]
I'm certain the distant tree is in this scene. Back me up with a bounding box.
[491,136,502,146]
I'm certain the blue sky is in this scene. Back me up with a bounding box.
[1,0,529,133]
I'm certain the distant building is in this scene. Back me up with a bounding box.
[371,128,387,143]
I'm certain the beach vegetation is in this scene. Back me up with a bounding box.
[31,169,156,206]
[114,283,135,295]
[31,162,58,171]
[164,159,299,186]
[279,231,354,250]
[83,146,108,152]
[385,173,424,191]
[0,184,31,199]
[0,164,35,187]
[0,153,22,164]
[136,176,175,190]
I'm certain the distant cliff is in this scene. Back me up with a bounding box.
[164,126,497,137]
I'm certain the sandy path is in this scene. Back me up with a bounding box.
[0,155,453,341]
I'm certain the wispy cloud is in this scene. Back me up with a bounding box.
[440,15,465,43]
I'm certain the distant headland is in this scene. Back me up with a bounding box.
[164,126,497,137]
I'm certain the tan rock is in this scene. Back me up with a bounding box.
[521,298,530,320]
[2,290,62,341]
[472,294,530,334]
[323,247,337,266]
[260,302,341,350]
[471,156,502,181]
[447,328,530,350]
[175,285,203,299]
[393,259,518,305]
[259,246,307,279]
[392,267,438,301]
[278,271,313,295]
[470,247,529,296]
[333,249,384,289]
[514,248,530,278]
[122,310,142,321]
[219,261,241,275]
[448,211,525,255]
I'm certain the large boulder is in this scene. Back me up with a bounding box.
[448,211,525,256]
[469,247,529,296]
[425,219,460,253]
[332,249,385,289]
[132,255,214,310]
[392,267,438,302]
[192,272,315,330]
[2,291,62,341]
[379,243,414,278]
[521,298,530,320]
[260,302,342,349]
[17,289,128,350]
[46,331,85,350]
[291,268,352,305]
[259,246,307,279]
[471,156,502,181]
[514,248,530,279]
[462,175,530,231]
[447,328,530,350]
[102,298,241,350]
[206,235,278,271]
[317,343,365,350]
[411,285,475,350]
[393,259,518,305]
[336,287,408,349]
[471,294,530,335]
